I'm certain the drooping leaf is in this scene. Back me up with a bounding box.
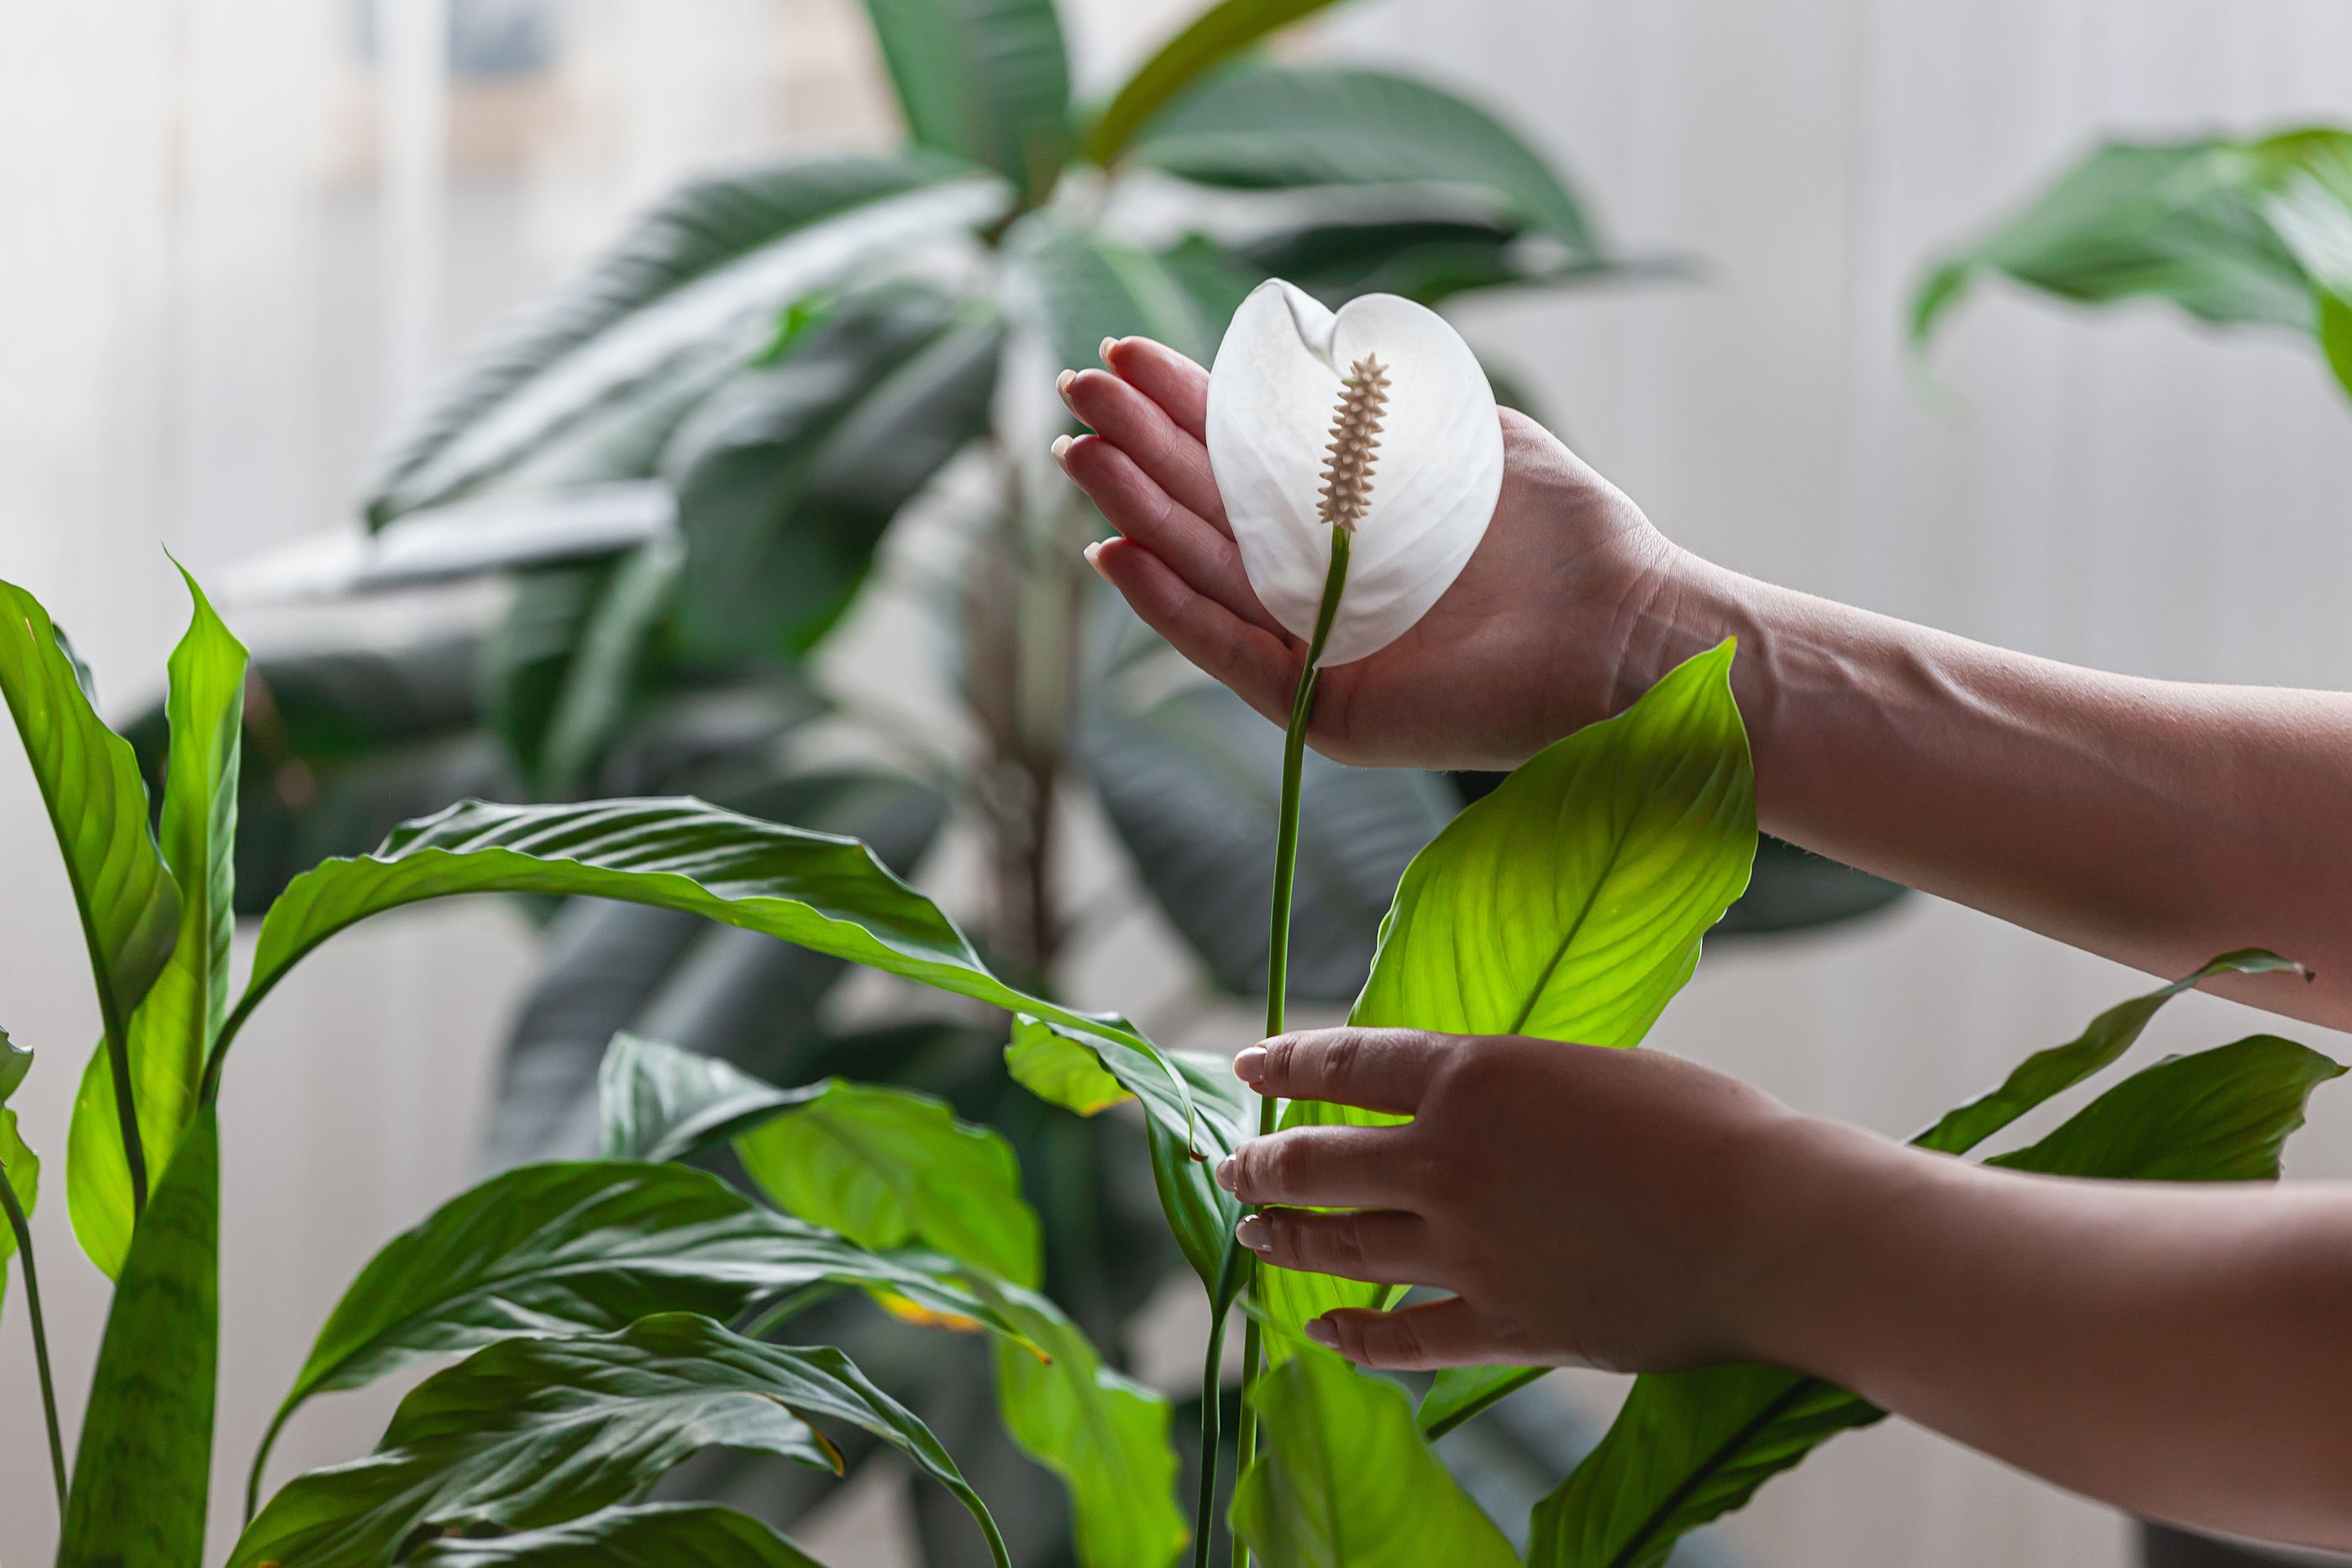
[861,0,1072,197]
[1005,1019,1132,1116]
[0,1106,39,1319]
[407,1503,827,1568]
[1231,1350,1516,1568]
[968,1276,1188,1568]
[71,567,246,1279]
[248,1161,1024,1510]
[1264,642,1755,1342]
[1419,1364,1546,1439]
[737,1079,1044,1288]
[1084,0,1353,165]
[1078,682,1454,1000]
[599,1031,814,1163]
[218,796,1200,1148]
[1131,66,1605,255]
[234,1314,1005,1568]
[1145,1049,1252,1314]
[1002,213,1221,371]
[662,286,1000,662]
[57,1108,218,1568]
[364,155,1005,525]
[1526,1033,2345,1568]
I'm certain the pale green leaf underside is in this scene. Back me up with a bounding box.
[406,1503,827,1567]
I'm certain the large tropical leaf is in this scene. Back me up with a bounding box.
[215,796,1201,1147]
[1131,66,1604,255]
[861,0,1072,197]
[1231,1350,1516,1568]
[1079,681,1454,1000]
[1001,213,1221,370]
[1913,128,2352,401]
[1085,0,1354,165]
[1263,642,1755,1342]
[737,1079,1044,1288]
[599,1030,814,1163]
[71,568,246,1279]
[407,1503,827,1568]
[57,1109,219,1568]
[247,1160,1021,1511]
[234,1314,1006,1568]
[663,286,1000,662]
[1526,1033,2345,1568]
[363,155,1005,524]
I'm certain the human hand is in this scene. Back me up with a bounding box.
[1055,338,1683,773]
[1215,1026,1877,1374]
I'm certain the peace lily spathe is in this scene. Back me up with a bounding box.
[1206,280,1504,666]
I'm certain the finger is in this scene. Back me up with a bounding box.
[1084,538,1294,725]
[1236,1208,1445,1287]
[1216,1124,1420,1209]
[1236,1028,1450,1115]
[1309,1297,1497,1371]
[1101,336,1210,441]
[1059,368,1227,532]
[1058,434,1276,633]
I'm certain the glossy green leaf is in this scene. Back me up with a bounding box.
[1084,0,1352,165]
[249,1160,1021,1509]
[0,1106,39,1318]
[1231,1350,1515,1567]
[1146,1049,1252,1314]
[218,796,1200,1147]
[1527,1032,2345,1568]
[736,1079,1044,1288]
[663,286,1000,662]
[1005,1020,1132,1115]
[363,155,1004,525]
[1002,212,1221,370]
[862,0,1071,196]
[1079,682,1454,1000]
[234,1314,1005,1568]
[71,568,246,1280]
[598,1031,813,1163]
[1131,66,1604,254]
[969,1276,1188,1568]
[407,1503,827,1567]
[0,1024,27,1103]
[58,1108,218,1568]
[1419,1364,1545,1439]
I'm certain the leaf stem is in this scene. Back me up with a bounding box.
[0,1161,68,1515]
[1190,1300,1230,1568]
[1232,527,1352,1568]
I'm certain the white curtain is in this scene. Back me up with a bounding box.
[2,2,2349,1565]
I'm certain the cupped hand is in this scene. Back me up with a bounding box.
[1055,338,1681,773]
[1215,1027,1866,1374]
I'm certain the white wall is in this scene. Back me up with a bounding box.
[3,2,2351,1565]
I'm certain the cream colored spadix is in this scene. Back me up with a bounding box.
[1206,280,1503,666]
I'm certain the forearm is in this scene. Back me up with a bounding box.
[1614,550,2352,1029]
[1760,1126,2352,1547]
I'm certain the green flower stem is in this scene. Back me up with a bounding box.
[0,1160,68,1515]
[1231,527,1353,1568]
[1189,1298,1230,1568]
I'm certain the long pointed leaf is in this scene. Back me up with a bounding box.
[409,1503,828,1567]
[1084,0,1354,165]
[862,0,1072,196]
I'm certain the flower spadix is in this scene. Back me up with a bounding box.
[1206,280,1503,666]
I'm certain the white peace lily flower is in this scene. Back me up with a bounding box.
[1205,279,1504,667]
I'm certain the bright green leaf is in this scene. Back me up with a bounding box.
[1231,1350,1516,1568]
[736,1079,1044,1288]
[0,1107,39,1318]
[1005,1018,1132,1115]
[407,1503,827,1567]
[1131,66,1604,254]
[598,1031,815,1162]
[1085,0,1354,165]
[71,568,246,1279]
[0,1025,27,1103]
[59,1108,218,1568]
[862,0,1072,196]
[234,1314,1005,1568]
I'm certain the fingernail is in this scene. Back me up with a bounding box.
[1304,1318,1338,1349]
[1099,335,1119,362]
[1055,367,1077,405]
[1233,1046,1267,1084]
[1236,1215,1272,1254]
[1050,433,1073,464]
[1082,541,1110,579]
[1215,1156,1238,1193]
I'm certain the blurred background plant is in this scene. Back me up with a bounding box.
[167,0,1898,1560]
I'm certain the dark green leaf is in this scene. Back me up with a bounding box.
[1147,1050,1253,1314]
[1231,1350,1515,1567]
[1711,834,1906,939]
[59,1108,218,1568]
[861,0,1071,196]
[1084,0,1353,165]
[736,1079,1045,1288]
[71,568,246,1279]
[1002,213,1221,370]
[663,286,1000,662]
[1419,1364,1545,1439]
[364,155,1003,525]
[408,1503,827,1568]
[235,1314,1005,1568]
[598,1030,815,1163]
[0,1025,28,1103]
[489,541,685,798]
[1131,66,1604,254]
[220,796,1200,1149]
[1079,682,1453,1000]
